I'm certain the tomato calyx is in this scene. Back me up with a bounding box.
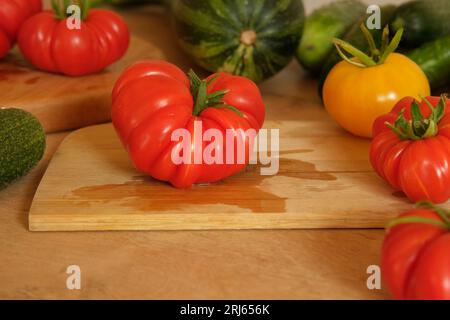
[51,0,91,20]
[387,95,447,140]
[333,24,403,68]
[188,70,243,117]
[387,201,450,230]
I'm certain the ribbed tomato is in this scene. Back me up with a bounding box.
[370,96,450,203]
[0,0,42,58]
[17,1,129,76]
[112,60,265,188]
[382,204,450,300]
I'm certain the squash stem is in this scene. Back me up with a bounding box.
[240,30,257,46]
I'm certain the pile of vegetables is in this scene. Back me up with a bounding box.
[299,0,450,93]
[103,0,450,89]
[0,0,449,300]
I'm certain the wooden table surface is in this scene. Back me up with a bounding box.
[0,0,410,299]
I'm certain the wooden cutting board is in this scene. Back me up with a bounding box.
[29,95,424,232]
[0,36,165,133]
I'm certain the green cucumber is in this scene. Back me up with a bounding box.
[407,36,450,90]
[318,5,397,96]
[296,0,366,74]
[0,108,46,190]
[170,0,305,83]
[391,0,450,48]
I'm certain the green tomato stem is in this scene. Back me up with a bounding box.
[333,38,376,67]
[333,25,404,68]
[378,28,403,64]
[416,201,450,226]
[51,0,91,20]
[188,69,242,118]
[387,216,448,230]
[388,95,448,140]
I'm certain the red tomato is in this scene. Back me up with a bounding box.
[373,96,450,137]
[0,0,42,58]
[112,60,266,188]
[370,96,450,203]
[17,5,129,76]
[382,206,450,300]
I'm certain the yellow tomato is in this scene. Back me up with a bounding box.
[323,53,430,138]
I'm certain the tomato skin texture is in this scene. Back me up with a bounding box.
[17,9,129,76]
[0,0,42,58]
[381,209,450,300]
[370,96,450,203]
[323,53,430,138]
[112,60,265,188]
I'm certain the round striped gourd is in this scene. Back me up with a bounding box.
[0,108,46,190]
[170,0,305,82]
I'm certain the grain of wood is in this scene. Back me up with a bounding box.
[28,94,422,231]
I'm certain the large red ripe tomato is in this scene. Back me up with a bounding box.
[370,95,450,203]
[112,60,265,188]
[18,1,129,76]
[382,203,450,300]
[0,0,42,58]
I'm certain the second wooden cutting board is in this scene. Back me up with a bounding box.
[0,36,165,133]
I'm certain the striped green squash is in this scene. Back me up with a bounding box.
[170,0,305,82]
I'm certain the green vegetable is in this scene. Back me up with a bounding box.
[102,0,162,5]
[296,0,366,74]
[170,0,305,83]
[408,36,450,90]
[0,109,46,190]
[391,0,450,48]
[318,5,397,96]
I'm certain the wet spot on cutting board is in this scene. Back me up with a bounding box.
[71,176,287,214]
[0,65,30,81]
[392,190,407,198]
[25,77,40,85]
[70,151,337,214]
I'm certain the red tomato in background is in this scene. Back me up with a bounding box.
[18,7,129,76]
[370,96,450,203]
[382,206,450,299]
[373,96,450,137]
[112,60,265,188]
[0,0,42,58]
